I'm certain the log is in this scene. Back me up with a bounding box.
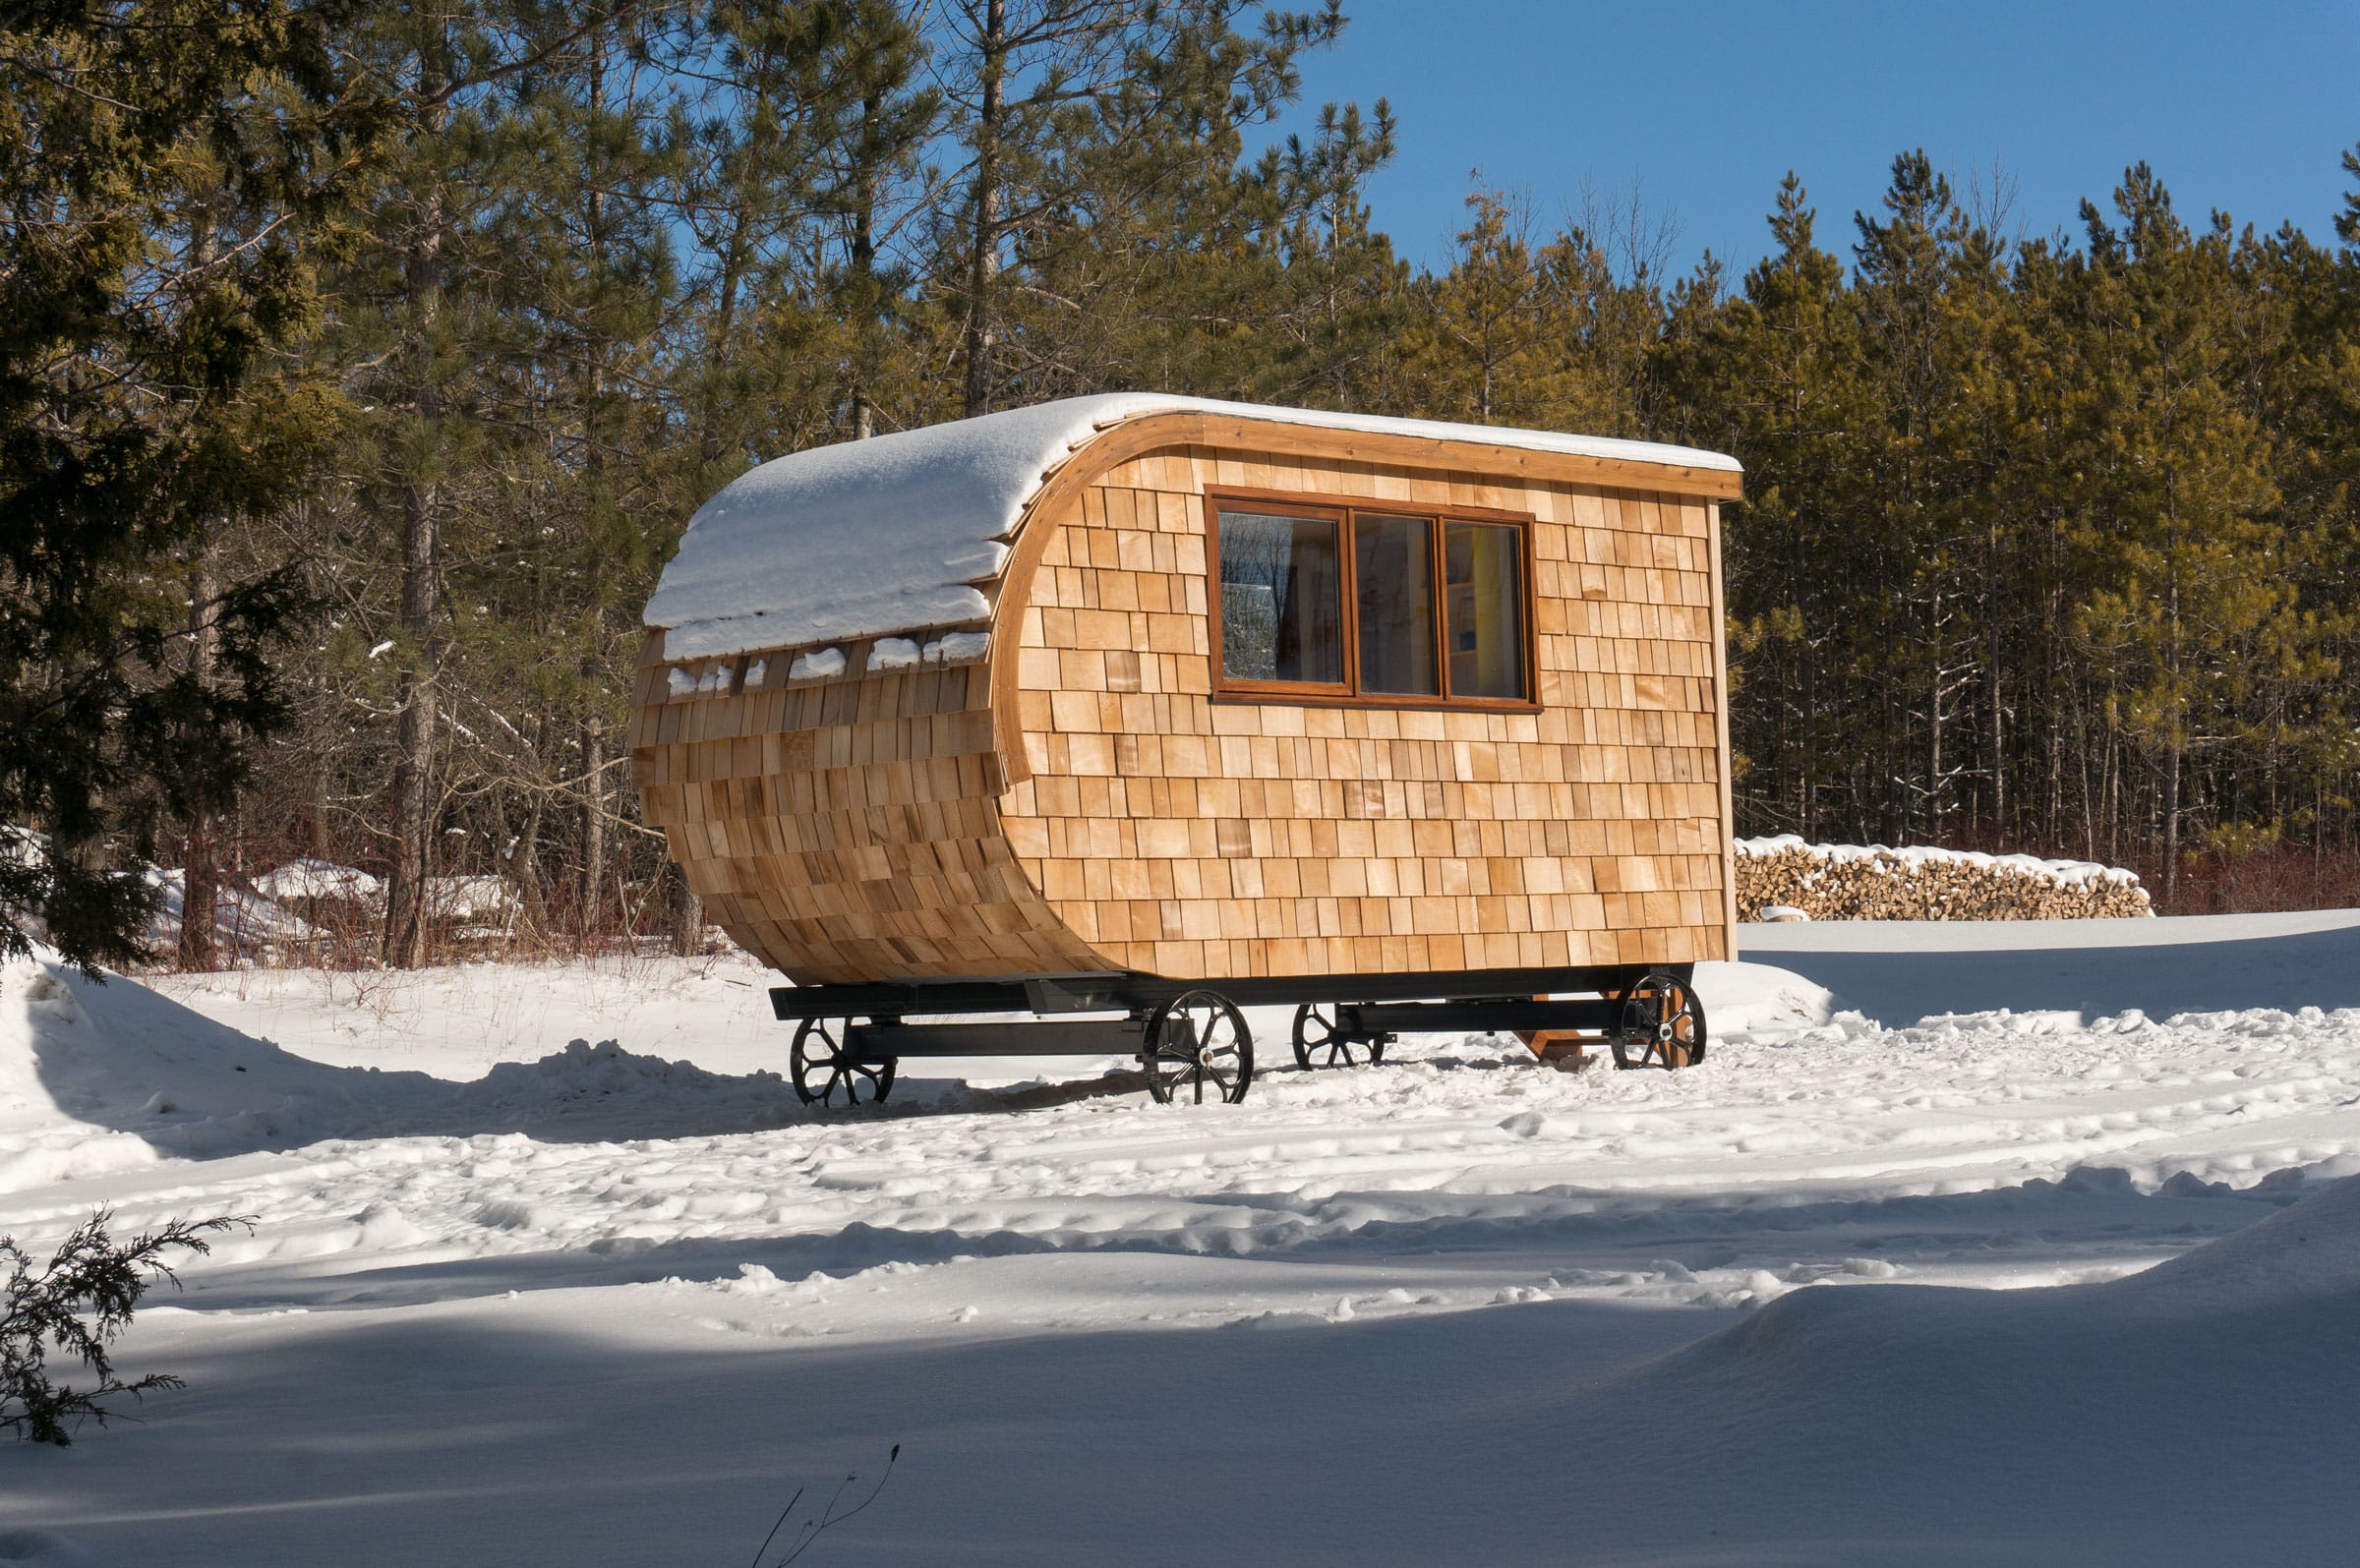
[1733,841,2151,922]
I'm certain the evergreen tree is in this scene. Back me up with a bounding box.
[931,0,1341,413]
[1253,97,1407,409]
[2063,167,2283,900]
[995,0,1346,399]
[1406,187,1558,426]
[496,3,689,941]
[0,0,361,970]
[1659,172,1871,839]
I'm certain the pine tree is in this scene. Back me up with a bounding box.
[0,0,360,971]
[816,0,940,439]
[1406,187,1559,426]
[932,0,1341,413]
[991,0,1345,400]
[935,0,1143,415]
[2064,166,2283,900]
[1658,172,1872,839]
[505,7,687,942]
[1850,149,1989,839]
[1253,97,1407,409]
[374,17,460,966]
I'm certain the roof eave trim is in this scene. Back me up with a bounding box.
[984,408,1741,790]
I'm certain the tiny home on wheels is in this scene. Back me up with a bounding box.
[630,395,1741,1106]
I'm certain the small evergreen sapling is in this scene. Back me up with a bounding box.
[2,1209,243,1445]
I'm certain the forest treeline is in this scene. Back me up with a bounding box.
[6,0,2360,971]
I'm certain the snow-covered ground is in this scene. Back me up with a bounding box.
[3,919,2358,1564]
[1747,907,2360,1021]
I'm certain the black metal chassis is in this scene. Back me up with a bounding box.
[770,964,1692,1065]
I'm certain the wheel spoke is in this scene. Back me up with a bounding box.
[1148,1051,1186,1099]
[1150,991,1255,1103]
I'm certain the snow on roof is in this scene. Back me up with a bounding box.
[644,393,1742,662]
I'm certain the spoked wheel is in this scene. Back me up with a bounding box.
[790,1017,896,1107]
[1143,990,1255,1104]
[1610,972,1707,1071]
[1291,1004,1386,1071]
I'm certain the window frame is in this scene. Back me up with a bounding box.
[1203,488,1542,713]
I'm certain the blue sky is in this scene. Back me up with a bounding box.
[1269,0,2360,277]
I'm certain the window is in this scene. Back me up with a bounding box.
[1214,510,1344,687]
[1210,496,1533,707]
[1446,521,1526,701]
[1355,516,1437,695]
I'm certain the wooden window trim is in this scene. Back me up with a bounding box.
[1204,494,1354,701]
[1204,488,1543,715]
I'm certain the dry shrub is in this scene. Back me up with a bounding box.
[2154,843,2360,916]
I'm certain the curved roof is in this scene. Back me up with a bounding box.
[644,393,1742,661]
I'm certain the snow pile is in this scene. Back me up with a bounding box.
[1738,834,2152,920]
[143,868,318,961]
[0,947,796,1191]
[643,393,1740,660]
[250,858,381,904]
[422,875,518,927]
[219,863,516,932]
[0,945,353,1190]
[441,1037,793,1129]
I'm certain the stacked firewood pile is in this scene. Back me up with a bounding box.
[1735,837,2152,921]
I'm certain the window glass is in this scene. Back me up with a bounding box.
[1353,515,1438,695]
[1216,510,1343,684]
[1444,521,1527,701]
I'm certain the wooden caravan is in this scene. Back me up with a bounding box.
[631,396,1740,1106]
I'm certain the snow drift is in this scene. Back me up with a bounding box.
[141,866,319,962]
[1504,1172,2360,1564]
[0,949,800,1190]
